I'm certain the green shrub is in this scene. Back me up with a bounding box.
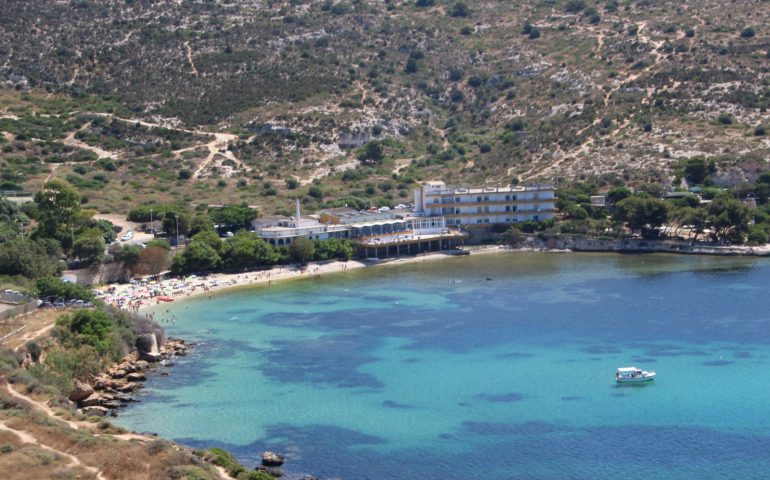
[740,27,755,38]
[717,114,733,125]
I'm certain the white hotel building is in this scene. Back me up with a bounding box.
[413,181,556,227]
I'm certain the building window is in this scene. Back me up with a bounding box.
[512,205,517,211]
[505,205,511,212]
[484,196,489,201]
[476,196,482,202]
[512,195,517,201]
[505,195,510,201]
[477,207,483,213]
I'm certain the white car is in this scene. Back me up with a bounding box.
[121,230,134,241]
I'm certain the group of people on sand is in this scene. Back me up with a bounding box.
[95,261,363,314]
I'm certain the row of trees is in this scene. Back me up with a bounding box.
[0,179,118,279]
[170,231,355,275]
[556,171,770,245]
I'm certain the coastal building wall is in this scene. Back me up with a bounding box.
[413,181,556,227]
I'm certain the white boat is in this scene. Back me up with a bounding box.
[615,366,656,383]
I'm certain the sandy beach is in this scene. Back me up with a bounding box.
[96,248,503,312]
[96,238,770,313]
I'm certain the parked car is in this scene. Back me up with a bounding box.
[121,230,134,241]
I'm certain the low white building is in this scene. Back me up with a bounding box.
[254,200,349,246]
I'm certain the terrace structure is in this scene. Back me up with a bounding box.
[356,216,468,259]
[413,181,555,227]
[254,200,349,246]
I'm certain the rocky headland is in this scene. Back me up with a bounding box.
[68,334,190,416]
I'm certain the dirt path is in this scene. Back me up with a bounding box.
[4,384,86,431]
[84,113,242,179]
[11,323,55,349]
[62,124,118,159]
[0,417,108,479]
[191,132,242,179]
[184,41,199,76]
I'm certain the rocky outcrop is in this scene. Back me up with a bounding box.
[254,466,283,478]
[68,379,94,402]
[82,406,109,417]
[261,451,285,467]
[76,338,190,415]
[136,333,162,362]
[541,236,770,256]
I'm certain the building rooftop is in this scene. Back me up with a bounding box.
[421,181,553,195]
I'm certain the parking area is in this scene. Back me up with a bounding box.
[93,213,155,246]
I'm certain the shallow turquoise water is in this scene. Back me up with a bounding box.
[116,253,770,479]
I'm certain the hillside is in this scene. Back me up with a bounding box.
[1,0,769,214]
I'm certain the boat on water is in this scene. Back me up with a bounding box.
[615,366,656,383]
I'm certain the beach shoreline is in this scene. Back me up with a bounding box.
[98,247,503,313]
[95,239,770,313]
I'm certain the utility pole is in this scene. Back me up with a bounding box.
[149,208,153,232]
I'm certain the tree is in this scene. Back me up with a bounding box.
[0,238,60,278]
[221,231,279,268]
[502,227,524,247]
[747,225,768,245]
[635,182,665,198]
[192,229,223,254]
[146,239,171,250]
[91,219,117,244]
[175,240,221,273]
[707,195,752,243]
[450,2,470,17]
[683,156,716,184]
[134,246,171,278]
[613,196,669,236]
[208,205,257,229]
[404,57,418,73]
[32,179,82,238]
[606,186,631,204]
[35,276,94,301]
[73,235,105,265]
[358,141,385,165]
[56,309,114,354]
[289,237,315,265]
[740,27,755,38]
[0,198,28,242]
[564,0,585,13]
[314,238,354,261]
[162,211,191,240]
[114,244,141,269]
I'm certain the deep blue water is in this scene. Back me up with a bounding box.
[116,253,770,479]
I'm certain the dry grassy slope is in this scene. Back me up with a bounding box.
[1,0,769,213]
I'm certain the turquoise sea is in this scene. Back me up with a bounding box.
[115,253,770,479]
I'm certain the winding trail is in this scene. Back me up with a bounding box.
[0,387,107,480]
[184,41,199,76]
[62,123,118,159]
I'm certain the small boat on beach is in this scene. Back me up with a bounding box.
[157,296,174,302]
[615,366,655,383]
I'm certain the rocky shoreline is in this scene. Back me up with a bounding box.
[509,236,770,257]
[68,334,190,416]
